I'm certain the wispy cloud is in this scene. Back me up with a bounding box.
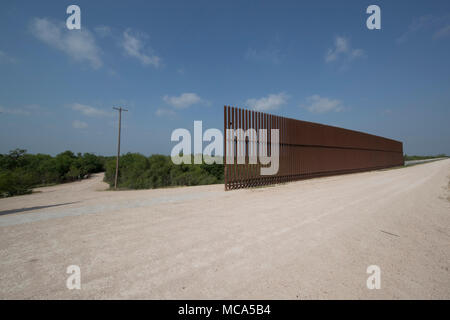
[30,18,102,69]
[397,14,450,43]
[163,93,204,109]
[94,25,111,38]
[245,35,286,64]
[71,103,112,117]
[302,95,344,114]
[155,108,176,117]
[0,50,17,64]
[245,47,283,64]
[121,29,161,67]
[0,104,43,116]
[433,25,450,39]
[245,92,289,111]
[0,105,31,116]
[72,120,88,129]
[325,36,365,63]
[397,15,436,44]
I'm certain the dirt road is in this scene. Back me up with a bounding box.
[1,160,449,299]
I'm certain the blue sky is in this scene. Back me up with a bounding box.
[0,0,449,156]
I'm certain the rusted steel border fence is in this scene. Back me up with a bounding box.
[224,106,404,190]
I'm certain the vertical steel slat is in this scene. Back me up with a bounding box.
[227,105,230,189]
[245,109,249,187]
[236,107,239,188]
[256,111,260,185]
[232,107,237,189]
[224,106,227,190]
[237,107,240,188]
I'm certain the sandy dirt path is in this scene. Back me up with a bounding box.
[0,160,449,299]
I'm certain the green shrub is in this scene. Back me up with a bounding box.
[0,149,225,196]
[0,149,107,197]
[404,154,448,161]
[103,153,224,189]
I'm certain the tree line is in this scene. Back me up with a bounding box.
[0,149,107,197]
[2,148,446,198]
[103,153,223,189]
[403,154,447,161]
[0,149,224,197]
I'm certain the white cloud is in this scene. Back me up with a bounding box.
[72,120,88,129]
[0,105,31,116]
[94,25,111,37]
[30,18,102,69]
[350,48,364,59]
[245,92,288,111]
[163,93,203,109]
[121,29,161,67]
[245,47,283,64]
[71,103,112,117]
[397,15,436,44]
[397,15,450,43]
[302,95,344,114]
[155,108,176,117]
[0,50,17,64]
[325,37,348,62]
[434,25,450,39]
[325,36,365,63]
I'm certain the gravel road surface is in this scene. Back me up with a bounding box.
[1,159,449,299]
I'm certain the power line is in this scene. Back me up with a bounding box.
[113,107,128,190]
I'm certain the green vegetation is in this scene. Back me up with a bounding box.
[0,149,107,197]
[0,149,224,197]
[4,149,448,197]
[404,154,448,161]
[103,153,223,189]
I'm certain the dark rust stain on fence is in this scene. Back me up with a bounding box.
[224,105,404,190]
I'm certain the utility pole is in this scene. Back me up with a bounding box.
[113,107,128,189]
